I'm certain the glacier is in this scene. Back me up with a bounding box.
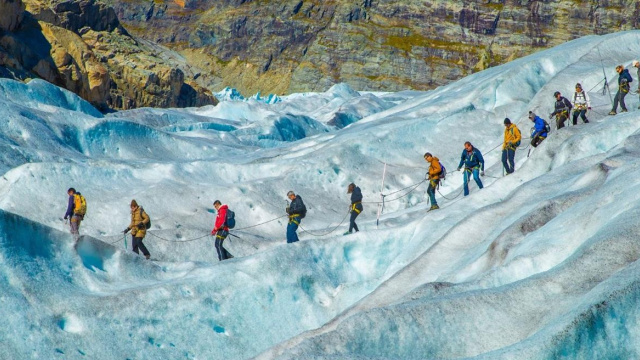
[2,31,640,359]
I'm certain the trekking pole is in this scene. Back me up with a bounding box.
[376,162,387,229]
[597,47,614,105]
[228,232,258,249]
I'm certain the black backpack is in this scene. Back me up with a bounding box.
[139,207,151,229]
[225,209,236,229]
[299,203,307,219]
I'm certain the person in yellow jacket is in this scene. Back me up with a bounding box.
[502,118,521,175]
[424,152,442,210]
[123,199,151,259]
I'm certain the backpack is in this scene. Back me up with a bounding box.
[225,209,236,229]
[509,127,521,147]
[139,207,151,229]
[438,162,447,180]
[543,120,551,133]
[299,203,307,219]
[73,193,87,216]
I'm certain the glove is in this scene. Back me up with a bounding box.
[137,222,144,229]
[64,215,68,220]
[481,171,485,177]
[211,229,216,235]
[549,113,553,118]
[588,107,592,110]
[457,167,461,171]
[285,206,290,215]
[123,228,129,234]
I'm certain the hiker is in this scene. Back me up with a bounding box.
[286,191,306,243]
[211,200,233,261]
[550,91,572,129]
[571,83,591,124]
[529,111,548,148]
[634,60,640,109]
[609,65,632,115]
[424,152,442,210]
[457,142,484,196]
[63,187,85,241]
[502,118,521,174]
[122,199,151,259]
[344,183,363,235]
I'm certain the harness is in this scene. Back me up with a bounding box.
[351,201,362,214]
[574,91,588,110]
[289,214,301,225]
[463,151,481,172]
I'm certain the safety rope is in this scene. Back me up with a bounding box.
[232,215,288,230]
[362,179,426,204]
[437,188,464,201]
[147,231,211,243]
[298,210,351,237]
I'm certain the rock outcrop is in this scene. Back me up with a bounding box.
[101,0,640,95]
[0,0,216,110]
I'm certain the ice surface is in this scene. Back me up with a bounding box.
[3,31,640,359]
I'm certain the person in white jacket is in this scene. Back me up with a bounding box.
[572,83,590,125]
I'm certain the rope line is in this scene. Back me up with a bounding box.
[233,215,288,230]
[299,210,351,237]
[147,231,210,243]
[437,188,464,201]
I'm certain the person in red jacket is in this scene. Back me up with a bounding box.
[211,200,233,261]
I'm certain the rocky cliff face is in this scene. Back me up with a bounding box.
[102,0,640,95]
[0,0,217,110]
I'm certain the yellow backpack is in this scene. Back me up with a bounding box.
[74,193,87,216]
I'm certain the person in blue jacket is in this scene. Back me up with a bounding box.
[609,65,633,115]
[344,183,363,235]
[529,111,548,147]
[457,141,484,196]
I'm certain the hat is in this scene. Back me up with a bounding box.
[424,152,432,158]
[504,118,511,125]
[575,83,582,89]
[528,111,536,119]
[553,91,560,97]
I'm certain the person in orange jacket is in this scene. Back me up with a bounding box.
[502,118,521,174]
[211,200,233,261]
[123,199,151,259]
[424,152,442,210]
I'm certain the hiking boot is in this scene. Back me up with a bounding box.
[145,254,151,260]
[637,105,640,109]
[430,205,439,210]
[608,110,617,115]
[621,109,628,113]
[343,231,351,236]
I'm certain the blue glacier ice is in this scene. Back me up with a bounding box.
[2,31,640,360]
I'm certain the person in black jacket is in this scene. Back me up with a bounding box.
[550,91,573,129]
[609,65,633,115]
[286,190,306,243]
[344,183,363,235]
